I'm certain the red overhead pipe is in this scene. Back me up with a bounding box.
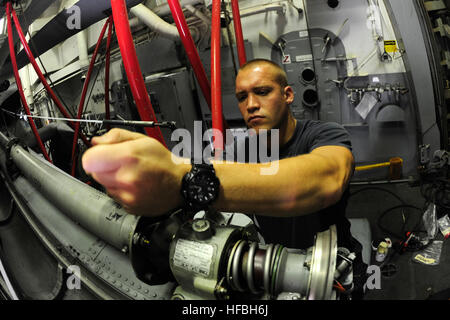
[70,17,111,176]
[167,0,211,107]
[104,18,113,129]
[167,0,228,134]
[230,0,247,67]
[6,2,51,162]
[167,0,229,132]
[110,0,166,146]
[211,0,224,154]
[10,6,90,148]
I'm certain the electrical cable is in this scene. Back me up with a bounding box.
[333,280,346,293]
[349,187,425,240]
[377,204,423,240]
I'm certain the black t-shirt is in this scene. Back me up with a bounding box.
[231,120,354,249]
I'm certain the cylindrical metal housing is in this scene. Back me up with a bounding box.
[9,144,139,251]
[169,221,242,299]
[274,248,312,295]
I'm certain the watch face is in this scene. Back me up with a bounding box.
[188,171,219,205]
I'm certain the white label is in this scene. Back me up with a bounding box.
[372,77,380,83]
[295,54,313,62]
[299,30,309,38]
[282,54,291,64]
[173,239,214,277]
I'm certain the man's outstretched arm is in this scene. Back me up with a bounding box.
[82,128,354,217]
[211,145,354,217]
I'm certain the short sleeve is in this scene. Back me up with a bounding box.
[303,121,352,153]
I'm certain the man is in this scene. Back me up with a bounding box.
[83,58,367,297]
[82,58,355,250]
[83,59,354,247]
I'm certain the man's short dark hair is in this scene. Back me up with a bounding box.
[239,59,288,88]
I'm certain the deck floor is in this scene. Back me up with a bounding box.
[347,182,450,300]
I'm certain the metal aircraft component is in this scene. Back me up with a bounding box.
[163,217,343,300]
[0,132,138,251]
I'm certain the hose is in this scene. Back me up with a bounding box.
[130,4,181,41]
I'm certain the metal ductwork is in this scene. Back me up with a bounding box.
[130,4,182,41]
[1,0,144,76]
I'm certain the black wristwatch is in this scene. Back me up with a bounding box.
[181,162,220,212]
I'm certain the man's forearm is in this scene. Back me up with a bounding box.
[210,152,348,217]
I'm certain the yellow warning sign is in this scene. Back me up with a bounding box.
[413,254,435,265]
[384,40,398,53]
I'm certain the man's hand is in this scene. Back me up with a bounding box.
[82,128,190,216]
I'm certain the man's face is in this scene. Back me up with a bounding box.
[235,64,294,133]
